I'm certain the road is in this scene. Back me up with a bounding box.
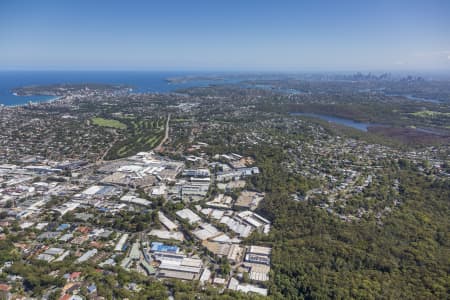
[98,134,119,163]
[154,113,170,152]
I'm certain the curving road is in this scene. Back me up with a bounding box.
[154,113,170,152]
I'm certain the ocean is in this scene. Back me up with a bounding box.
[0,71,223,106]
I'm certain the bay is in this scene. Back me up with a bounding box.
[0,71,224,106]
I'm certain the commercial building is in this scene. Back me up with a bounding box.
[228,278,268,296]
[243,246,272,282]
[176,208,201,224]
[157,257,203,281]
[192,223,221,240]
[206,194,233,209]
[149,229,184,241]
[234,191,264,211]
[129,242,141,260]
[114,234,129,252]
[150,242,179,254]
[202,241,244,264]
[120,195,152,207]
[182,169,210,177]
[158,212,178,231]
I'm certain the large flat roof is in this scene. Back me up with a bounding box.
[176,208,202,224]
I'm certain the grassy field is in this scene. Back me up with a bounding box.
[92,117,127,129]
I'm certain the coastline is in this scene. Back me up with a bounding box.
[1,94,62,107]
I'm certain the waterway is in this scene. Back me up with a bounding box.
[291,112,374,131]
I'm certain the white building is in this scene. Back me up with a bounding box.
[176,208,202,224]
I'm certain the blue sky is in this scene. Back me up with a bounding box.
[1,0,450,71]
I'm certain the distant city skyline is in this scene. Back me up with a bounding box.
[1,0,450,71]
